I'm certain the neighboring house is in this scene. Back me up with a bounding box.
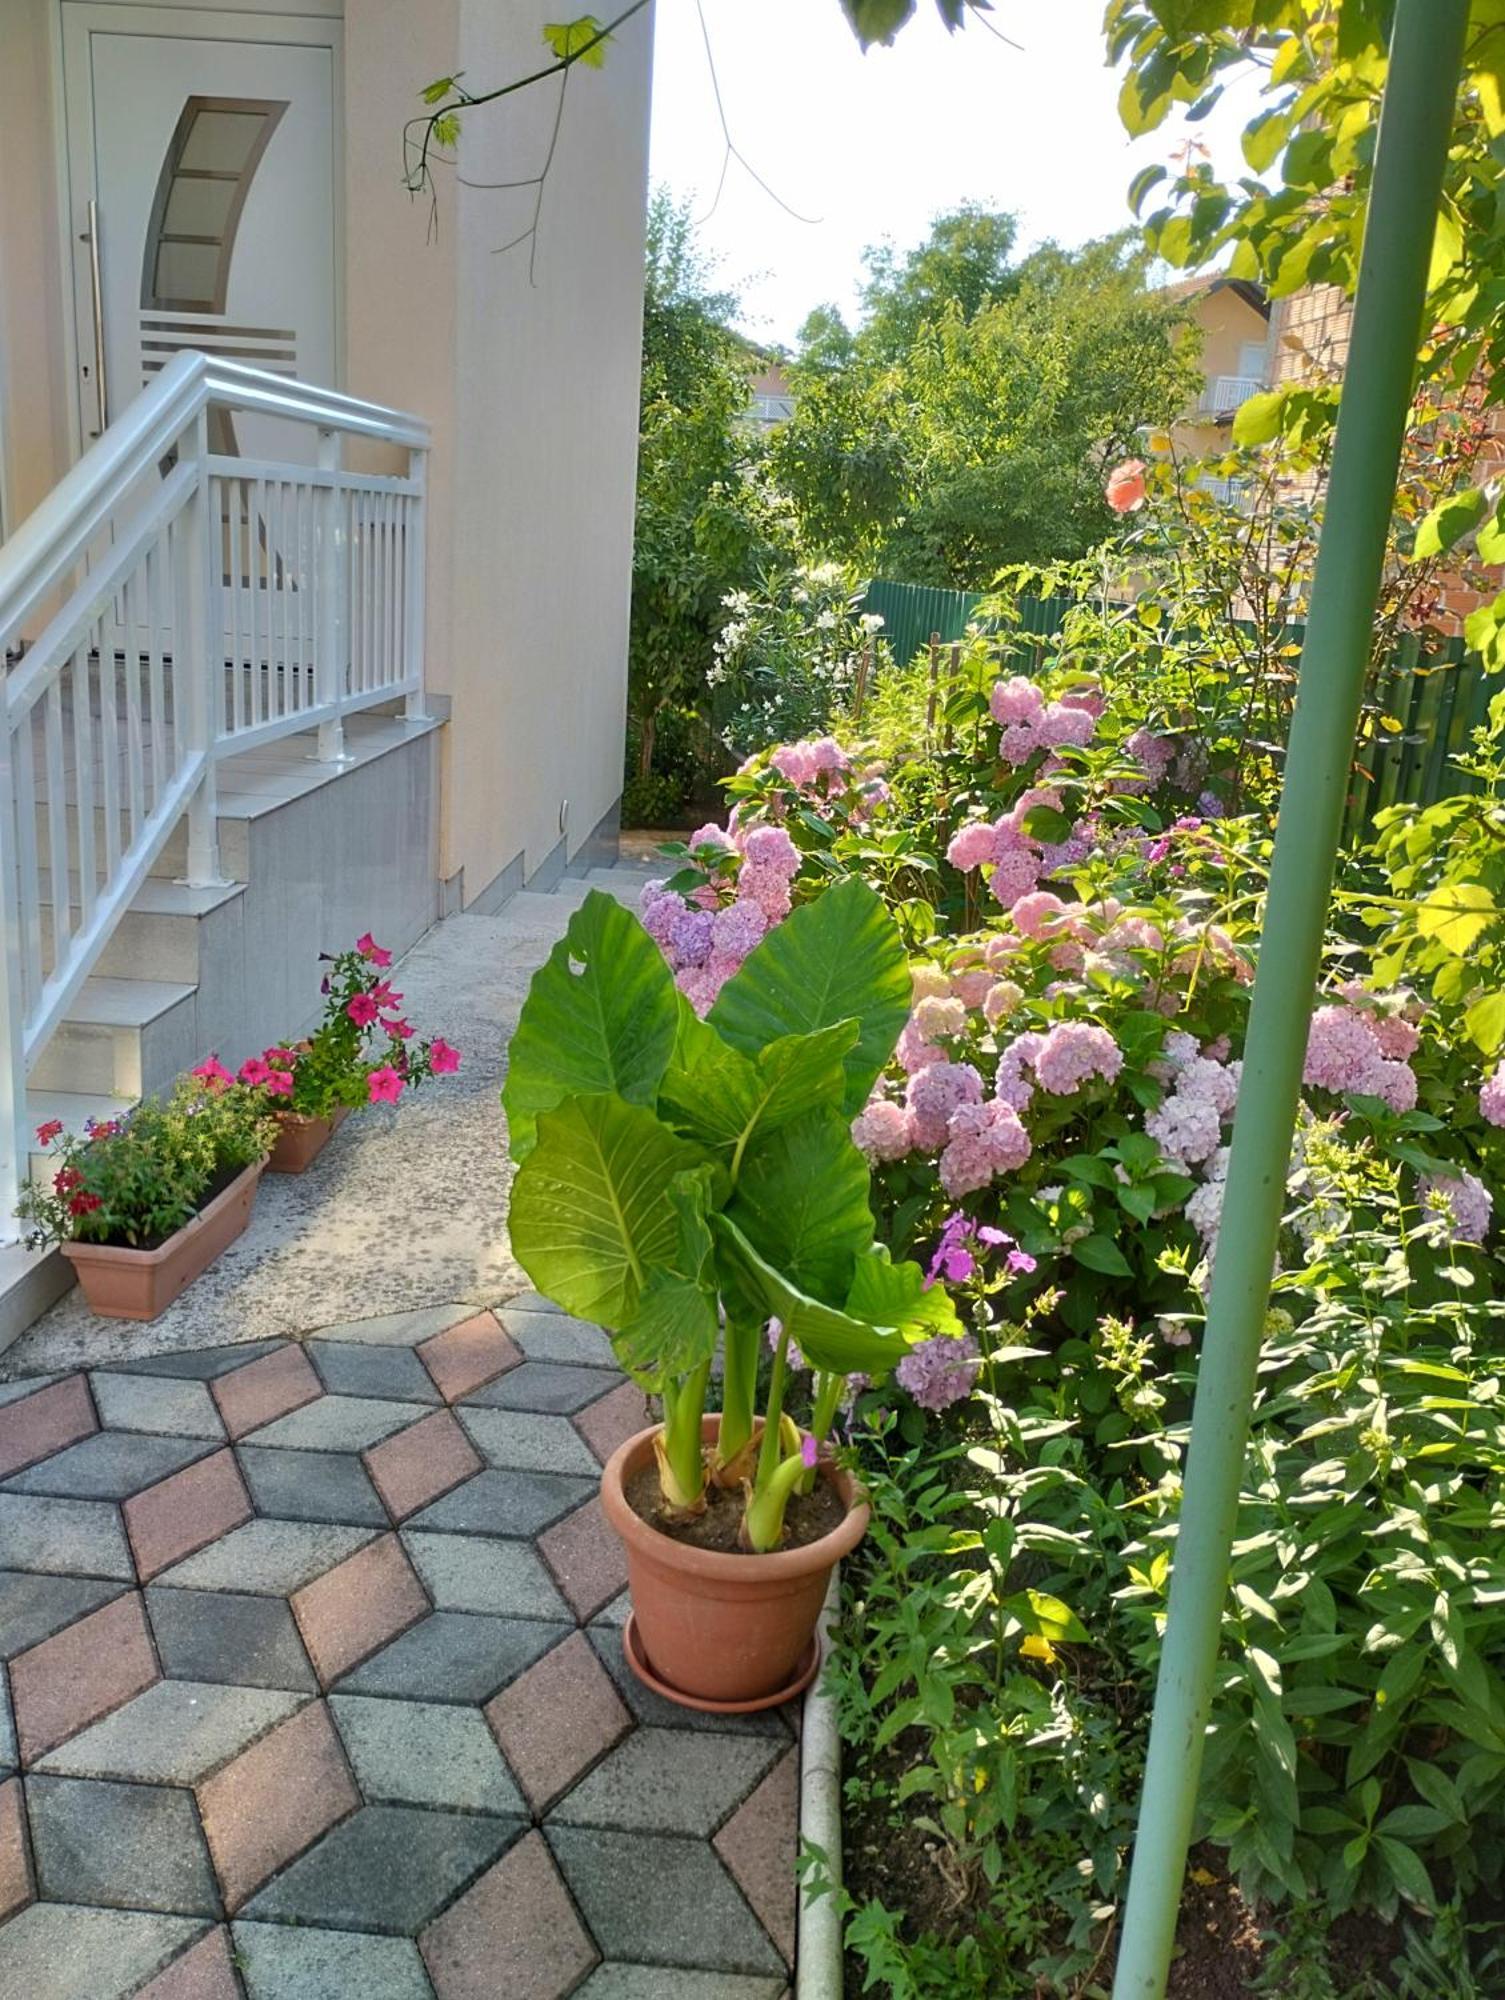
[1163,272,1272,485]
[0,0,653,1326]
[746,352,796,430]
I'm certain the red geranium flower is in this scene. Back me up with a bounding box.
[35,1120,63,1146]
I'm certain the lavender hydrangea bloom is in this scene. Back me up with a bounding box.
[896,1333,981,1412]
[1482,1070,1505,1129]
[667,905,715,968]
[1033,1022,1124,1096]
[1422,1170,1493,1245]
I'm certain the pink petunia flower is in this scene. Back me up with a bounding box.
[192,1056,235,1093]
[429,1039,461,1074]
[347,993,380,1029]
[264,1070,296,1098]
[367,1066,404,1105]
[382,1017,415,1041]
[356,933,393,968]
[239,1057,273,1088]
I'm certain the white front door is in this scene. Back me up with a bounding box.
[62,5,340,464]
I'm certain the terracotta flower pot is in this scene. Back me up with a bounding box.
[61,1160,265,1322]
[599,1417,869,1712]
[265,1104,351,1174]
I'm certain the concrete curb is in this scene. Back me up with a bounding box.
[795,1568,844,2000]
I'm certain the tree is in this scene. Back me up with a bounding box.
[859,203,1019,358]
[773,226,1196,585]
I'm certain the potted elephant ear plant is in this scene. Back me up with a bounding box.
[503,877,963,1712]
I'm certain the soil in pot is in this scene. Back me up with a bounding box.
[625,1459,845,1554]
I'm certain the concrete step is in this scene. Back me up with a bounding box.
[33,802,251,886]
[38,874,245,983]
[30,977,198,1098]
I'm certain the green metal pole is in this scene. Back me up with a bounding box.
[1111,6,1470,1994]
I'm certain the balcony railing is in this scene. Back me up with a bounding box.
[1200,373,1266,418]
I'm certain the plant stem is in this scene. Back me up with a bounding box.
[659,1363,710,1509]
[719,1316,759,1466]
[755,1322,793,1495]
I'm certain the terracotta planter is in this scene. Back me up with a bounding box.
[61,1160,265,1322]
[266,1104,351,1174]
[600,1417,869,1712]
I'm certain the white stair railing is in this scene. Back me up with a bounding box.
[0,352,430,1230]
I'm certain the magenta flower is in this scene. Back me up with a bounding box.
[800,1433,819,1470]
[347,993,380,1029]
[192,1056,235,1093]
[367,1066,404,1105]
[382,1016,415,1041]
[356,933,393,968]
[429,1039,461,1074]
[238,1057,273,1088]
[264,1070,295,1098]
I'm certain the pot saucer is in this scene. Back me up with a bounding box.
[623,1610,821,1714]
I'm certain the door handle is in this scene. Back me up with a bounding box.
[83,198,108,435]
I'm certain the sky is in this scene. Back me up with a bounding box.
[646,0,1257,349]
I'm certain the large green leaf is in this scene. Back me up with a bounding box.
[708,877,911,1113]
[714,1212,916,1377]
[726,1106,875,1303]
[659,1008,859,1167]
[845,1244,963,1342]
[507,1095,711,1329]
[615,1167,720,1391]
[502,891,679,1161]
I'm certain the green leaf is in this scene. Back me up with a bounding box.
[1464,989,1505,1055]
[1128,164,1167,216]
[659,1009,859,1166]
[614,1167,720,1390]
[1071,1233,1134,1278]
[421,75,461,105]
[845,1244,963,1342]
[1232,388,1288,446]
[508,1095,712,1330]
[1413,485,1488,559]
[840,0,917,46]
[714,1211,920,1377]
[1015,1589,1090,1645]
[543,15,610,67]
[1416,881,1495,954]
[1375,1836,1436,1911]
[709,878,911,1114]
[725,1106,875,1302]
[502,891,679,1160]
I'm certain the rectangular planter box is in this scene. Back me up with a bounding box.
[61,1160,265,1322]
[266,1104,351,1175]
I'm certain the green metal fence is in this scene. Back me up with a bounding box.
[861,576,1490,835]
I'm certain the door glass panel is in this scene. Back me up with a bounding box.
[142,96,286,313]
[178,108,267,173]
[161,176,237,237]
[151,239,220,304]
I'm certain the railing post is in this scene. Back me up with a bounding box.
[0,718,31,1239]
[404,444,430,723]
[314,427,350,764]
[175,410,226,888]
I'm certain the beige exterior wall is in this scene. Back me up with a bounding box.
[0,0,652,900]
[1170,285,1271,461]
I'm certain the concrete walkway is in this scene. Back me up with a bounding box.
[0,873,798,1998]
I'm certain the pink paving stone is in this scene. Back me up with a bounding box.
[134,1926,240,1999]
[0,1778,32,1923]
[484,1630,630,1813]
[0,1375,96,1479]
[290,1531,430,1686]
[417,1311,522,1403]
[573,1380,653,1467]
[196,1701,358,1912]
[537,1496,628,1622]
[210,1344,323,1440]
[713,1746,800,1968]
[362,1407,482,1521]
[10,1591,159,1765]
[419,1828,598,2000]
[123,1448,254,1582]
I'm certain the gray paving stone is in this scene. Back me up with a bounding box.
[0,1373,58,1406]
[401,1530,571,1619]
[548,1826,785,1976]
[239,1803,524,1935]
[244,1396,422,1452]
[89,1372,226,1438]
[236,1446,389,1526]
[4,1430,212,1499]
[0,1674,14,1768]
[146,1586,318,1691]
[27,1773,220,1915]
[336,1611,572,1704]
[233,1922,433,2000]
[154,1518,377,1594]
[588,1626,793,1740]
[98,1340,284,1380]
[409,1467,595,1539]
[593,1590,632,1630]
[550,1726,783,1837]
[306,1340,442,1404]
[499,1305,619,1368]
[35,1679,307,1784]
[0,1493,134,1578]
[456,1406,600,1475]
[575,1971,786,2000]
[0,1905,210,2000]
[329,1694,525,1814]
[461,1361,621,1413]
[501,1290,567,1315]
[0,1570,126,1656]
[311,1304,477,1348]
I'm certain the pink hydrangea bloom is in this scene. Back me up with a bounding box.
[1126,728,1175,780]
[811,736,849,774]
[1039,701,1096,749]
[1009,891,1068,939]
[911,963,951,1002]
[742,824,800,877]
[738,864,793,923]
[1033,1022,1124,1096]
[771,741,818,787]
[905,1061,984,1151]
[913,995,968,1045]
[939,1099,1032,1196]
[895,1020,946,1075]
[896,1334,981,1412]
[983,979,1023,1027]
[995,1031,1044,1112]
[990,677,1044,728]
[1145,1092,1223,1166]
[710,900,767,959]
[1481,1070,1505,1128]
[1367,1060,1418,1114]
[1372,1015,1421,1062]
[689,823,736,855]
[851,1098,913,1163]
[1175,1057,1239,1116]
[1303,1005,1383,1093]
[952,969,993,1010]
[988,847,1041,909]
[1423,1170,1492,1244]
[1000,723,1043,767]
[947,820,1002,872]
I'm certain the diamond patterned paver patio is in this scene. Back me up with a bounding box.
[0,1296,801,1997]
